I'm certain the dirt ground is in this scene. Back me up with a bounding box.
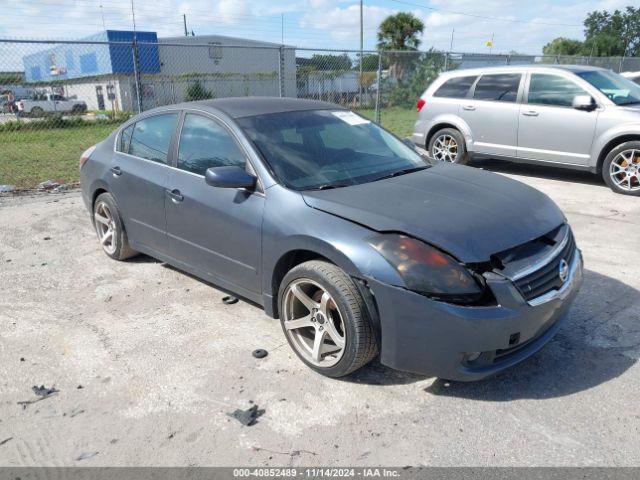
[1,160,639,467]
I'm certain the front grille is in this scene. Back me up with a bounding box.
[513,231,576,302]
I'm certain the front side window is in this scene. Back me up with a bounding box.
[473,73,521,102]
[177,114,246,175]
[528,74,587,107]
[128,113,178,164]
[238,110,426,190]
[433,76,477,98]
[576,70,640,106]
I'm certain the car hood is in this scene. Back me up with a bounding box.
[302,163,565,264]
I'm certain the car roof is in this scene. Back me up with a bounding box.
[168,97,346,119]
[441,64,607,77]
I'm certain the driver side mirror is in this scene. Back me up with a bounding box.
[205,166,256,189]
[572,94,597,112]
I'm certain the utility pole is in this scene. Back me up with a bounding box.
[130,0,137,33]
[359,0,363,108]
[183,14,188,36]
[449,28,454,52]
[281,13,284,44]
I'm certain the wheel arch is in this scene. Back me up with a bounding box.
[596,134,640,174]
[424,116,473,152]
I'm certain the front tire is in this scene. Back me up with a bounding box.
[93,192,138,260]
[278,261,378,378]
[602,141,640,196]
[428,127,469,164]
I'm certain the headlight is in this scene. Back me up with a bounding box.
[368,234,483,299]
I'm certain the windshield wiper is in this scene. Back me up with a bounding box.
[312,183,352,190]
[371,166,429,182]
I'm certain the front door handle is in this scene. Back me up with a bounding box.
[522,110,539,116]
[110,166,122,176]
[462,105,476,111]
[165,188,184,203]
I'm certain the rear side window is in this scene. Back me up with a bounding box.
[177,113,246,175]
[118,124,133,153]
[528,74,587,107]
[433,76,477,98]
[473,74,521,102]
[128,113,178,164]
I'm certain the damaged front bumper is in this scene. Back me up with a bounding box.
[367,249,583,381]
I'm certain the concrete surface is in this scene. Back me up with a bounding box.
[0,161,639,467]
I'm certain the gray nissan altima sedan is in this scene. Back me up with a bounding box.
[80,97,583,381]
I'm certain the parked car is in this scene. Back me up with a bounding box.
[412,65,640,196]
[17,93,87,117]
[80,98,582,381]
[621,71,640,85]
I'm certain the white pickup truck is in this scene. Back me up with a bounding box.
[17,94,87,117]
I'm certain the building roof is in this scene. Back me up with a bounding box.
[181,97,345,118]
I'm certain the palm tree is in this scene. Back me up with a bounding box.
[377,12,425,80]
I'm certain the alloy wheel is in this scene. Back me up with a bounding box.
[432,134,459,162]
[282,279,346,368]
[94,201,117,255]
[610,149,640,192]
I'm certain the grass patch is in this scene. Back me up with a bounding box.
[0,123,117,189]
[357,107,417,138]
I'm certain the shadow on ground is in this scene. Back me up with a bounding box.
[472,158,605,188]
[424,269,638,400]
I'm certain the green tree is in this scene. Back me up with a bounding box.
[185,81,213,101]
[377,12,424,51]
[542,37,584,56]
[308,53,352,71]
[377,12,425,81]
[582,7,639,56]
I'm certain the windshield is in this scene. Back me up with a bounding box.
[237,109,427,190]
[576,70,640,106]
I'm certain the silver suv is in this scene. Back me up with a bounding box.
[412,65,640,196]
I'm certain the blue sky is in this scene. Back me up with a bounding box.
[0,0,634,54]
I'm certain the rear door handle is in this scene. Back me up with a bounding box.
[522,110,539,116]
[110,166,122,176]
[165,188,184,203]
[462,105,476,111]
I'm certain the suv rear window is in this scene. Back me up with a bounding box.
[433,76,477,98]
[473,73,521,102]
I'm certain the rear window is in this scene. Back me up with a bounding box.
[473,73,521,102]
[433,76,477,98]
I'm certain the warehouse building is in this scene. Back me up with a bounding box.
[21,31,295,111]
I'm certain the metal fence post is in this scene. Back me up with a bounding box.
[278,45,285,98]
[131,39,143,113]
[443,51,449,72]
[374,51,382,124]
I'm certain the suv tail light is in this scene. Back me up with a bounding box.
[79,145,96,169]
[416,98,426,112]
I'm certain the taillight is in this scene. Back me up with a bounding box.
[79,145,96,169]
[416,98,426,112]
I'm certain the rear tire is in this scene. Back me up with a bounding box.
[602,141,640,196]
[278,260,378,378]
[428,127,469,165]
[30,107,44,118]
[93,192,138,260]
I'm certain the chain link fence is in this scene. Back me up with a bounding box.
[1,37,639,189]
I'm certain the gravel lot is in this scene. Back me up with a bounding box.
[1,161,639,467]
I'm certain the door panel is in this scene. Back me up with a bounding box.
[165,113,264,294]
[165,171,264,293]
[517,73,598,165]
[109,113,178,253]
[461,73,522,157]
